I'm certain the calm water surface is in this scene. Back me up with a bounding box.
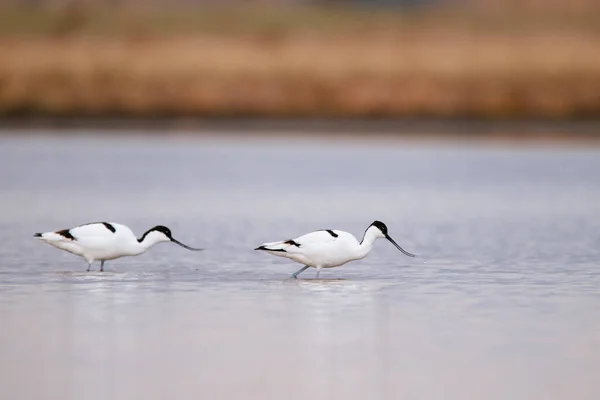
[0,133,599,400]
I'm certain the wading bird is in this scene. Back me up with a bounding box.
[254,220,418,278]
[34,222,202,271]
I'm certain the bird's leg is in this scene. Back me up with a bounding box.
[291,266,309,279]
[316,266,322,279]
[86,262,92,272]
[100,261,104,272]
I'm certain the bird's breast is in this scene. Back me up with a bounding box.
[298,242,358,268]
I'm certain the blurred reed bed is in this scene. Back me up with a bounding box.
[0,3,599,119]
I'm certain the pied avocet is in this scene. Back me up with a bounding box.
[34,222,202,271]
[254,220,418,278]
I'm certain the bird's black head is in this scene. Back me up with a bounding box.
[138,225,172,243]
[369,220,418,258]
[150,225,173,239]
[370,220,388,236]
[138,225,203,251]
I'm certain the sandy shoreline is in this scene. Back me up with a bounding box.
[3,117,600,146]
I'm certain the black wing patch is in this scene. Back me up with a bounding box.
[325,230,338,238]
[101,222,116,233]
[56,229,75,240]
[80,221,116,233]
[255,246,286,252]
[284,239,301,247]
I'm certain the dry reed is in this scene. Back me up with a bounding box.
[1,5,599,118]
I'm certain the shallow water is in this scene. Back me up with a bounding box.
[1,133,599,400]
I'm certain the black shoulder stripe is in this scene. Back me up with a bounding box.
[80,221,116,233]
[56,229,75,240]
[102,222,116,233]
[326,230,338,238]
[284,239,301,247]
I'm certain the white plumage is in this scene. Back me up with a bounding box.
[34,222,202,271]
[254,220,418,278]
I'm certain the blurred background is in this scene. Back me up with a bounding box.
[1,0,599,128]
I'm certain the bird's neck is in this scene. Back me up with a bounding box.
[355,227,379,259]
[123,240,151,256]
[136,234,165,252]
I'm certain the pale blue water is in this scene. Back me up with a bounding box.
[0,133,599,399]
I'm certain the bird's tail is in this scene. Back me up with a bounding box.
[34,231,68,242]
[254,240,296,253]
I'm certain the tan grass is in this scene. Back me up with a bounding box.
[1,6,599,118]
